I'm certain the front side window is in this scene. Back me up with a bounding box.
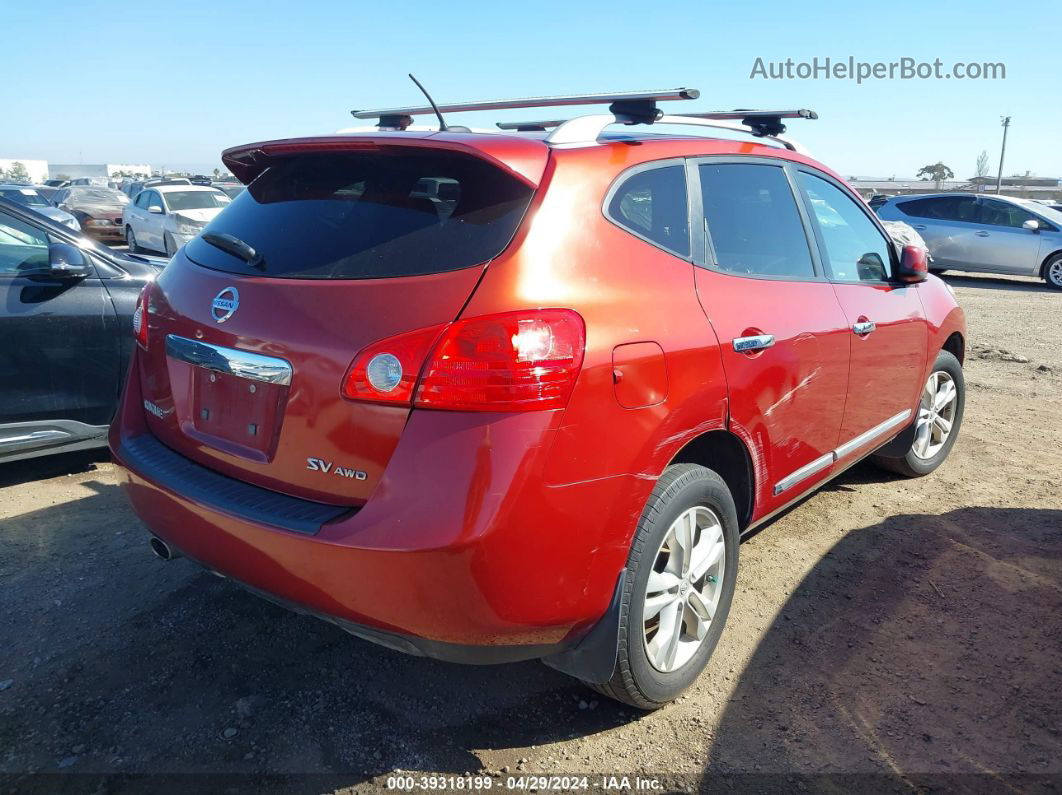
[0,210,49,275]
[606,165,690,257]
[978,199,1035,228]
[699,163,814,278]
[798,172,892,282]
[146,192,164,213]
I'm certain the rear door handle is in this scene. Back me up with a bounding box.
[733,334,775,352]
[975,230,990,237]
[852,321,876,335]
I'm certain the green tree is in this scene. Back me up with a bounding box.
[7,161,30,182]
[916,162,954,188]
[974,151,990,192]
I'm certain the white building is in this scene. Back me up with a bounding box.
[0,158,49,183]
[50,163,153,180]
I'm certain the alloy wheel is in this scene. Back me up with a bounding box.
[642,506,726,673]
[913,371,958,460]
[1048,259,1062,288]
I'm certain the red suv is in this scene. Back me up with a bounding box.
[110,90,965,709]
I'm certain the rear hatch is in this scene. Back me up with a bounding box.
[137,138,545,504]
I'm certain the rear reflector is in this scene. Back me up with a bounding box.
[341,309,586,412]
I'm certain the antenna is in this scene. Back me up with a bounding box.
[408,73,448,132]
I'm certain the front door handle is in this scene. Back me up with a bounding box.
[852,321,876,335]
[912,224,927,231]
[733,334,775,353]
[975,230,990,237]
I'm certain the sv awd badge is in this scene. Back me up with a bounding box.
[306,457,367,480]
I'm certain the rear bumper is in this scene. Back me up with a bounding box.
[110,356,643,663]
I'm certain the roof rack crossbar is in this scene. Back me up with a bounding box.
[534,109,818,153]
[351,88,699,120]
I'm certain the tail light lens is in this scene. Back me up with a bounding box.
[341,310,586,412]
[341,325,447,405]
[132,288,150,349]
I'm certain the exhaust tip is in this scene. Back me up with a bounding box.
[149,536,179,561]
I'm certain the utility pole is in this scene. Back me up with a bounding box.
[995,116,1011,194]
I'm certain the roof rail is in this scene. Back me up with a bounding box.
[516,109,818,153]
[351,88,698,129]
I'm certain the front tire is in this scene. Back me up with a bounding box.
[1043,253,1062,291]
[126,227,140,254]
[588,464,739,710]
[164,233,177,257]
[872,350,964,477]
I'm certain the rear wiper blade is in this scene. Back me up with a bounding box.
[202,232,265,270]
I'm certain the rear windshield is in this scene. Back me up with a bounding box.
[184,151,535,279]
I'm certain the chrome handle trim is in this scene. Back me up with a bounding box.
[834,408,912,460]
[852,321,876,335]
[733,334,775,353]
[165,335,292,386]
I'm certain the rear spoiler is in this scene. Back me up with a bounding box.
[221,134,549,188]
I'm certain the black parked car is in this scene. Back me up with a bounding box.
[0,197,164,464]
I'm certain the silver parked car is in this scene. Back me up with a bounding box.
[876,192,1062,289]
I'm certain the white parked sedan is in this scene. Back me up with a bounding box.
[123,184,231,256]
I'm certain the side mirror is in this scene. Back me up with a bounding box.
[148,205,164,214]
[47,242,92,279]
[897,244,929,283]
[1022,218,1041,232]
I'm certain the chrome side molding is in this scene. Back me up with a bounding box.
[165,335,293,386]
[834,409,911,460]
[772,408,912,496]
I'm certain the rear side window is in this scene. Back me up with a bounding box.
[699,163,814,279]
[606,165,690,257]
[898,196,978,222]
[184,152,534,279]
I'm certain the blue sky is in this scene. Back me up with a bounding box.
[7,0,1060,179]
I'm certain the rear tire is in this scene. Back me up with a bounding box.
[872,350,964,477]
[1043,253,1062,291]
[587,463,739,710]
[126,227,140,254]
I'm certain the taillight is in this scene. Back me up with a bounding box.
[341,325,447,405]
[132,288,150,349]
[340,309,586,412]
[417,309,585,411]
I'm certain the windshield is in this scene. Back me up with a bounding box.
[68,187,128,205]
[163,190,230,211]
[185,151,535,280]
[0,188,48,207]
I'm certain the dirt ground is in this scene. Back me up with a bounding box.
[1,272,1059,794]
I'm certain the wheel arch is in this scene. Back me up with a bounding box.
[1039,249,1062,278]
[942,330,965,365]
[668,430,755,530]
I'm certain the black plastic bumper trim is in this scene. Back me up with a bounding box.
[119,433,352,535]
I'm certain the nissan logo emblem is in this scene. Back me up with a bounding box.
[211,287,239,323]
